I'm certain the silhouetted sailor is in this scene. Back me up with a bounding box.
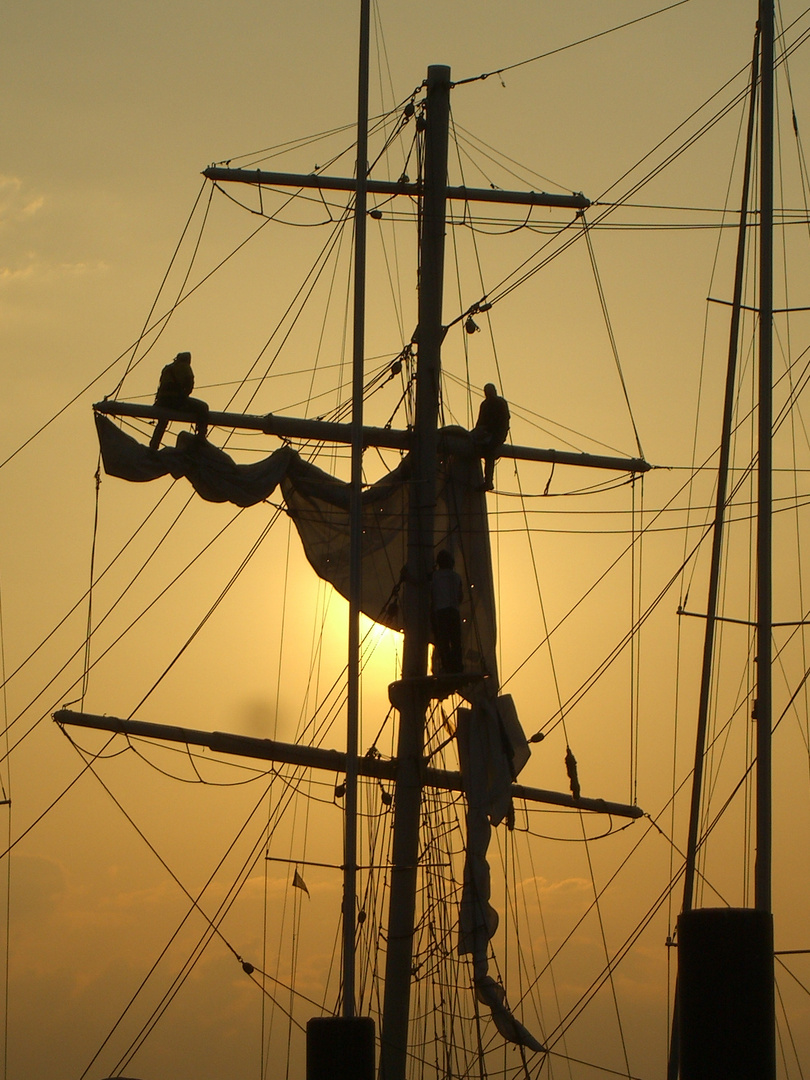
[472,382,510,491]
[149,351,209,450]
[431,549,463,674]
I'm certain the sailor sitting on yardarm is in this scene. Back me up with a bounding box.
[149,351,209,451]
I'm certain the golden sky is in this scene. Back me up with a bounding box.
[3,1,810,1078]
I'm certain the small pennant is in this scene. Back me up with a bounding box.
[292,869,310,898]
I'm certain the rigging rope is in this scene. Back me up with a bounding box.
[80,461,102,709]
[630,477,645,807]
[451,0,696,87]
[452,17,810,339]
[68,750,276,1076]
[112,180,214,399]
[0,480,179,722]
[123,511,280,716]
[509,458,641,1069]
[0,732,117,860]
[226,204,356,418]
[0,568,9,1080]
[0,576,9,803]
[499,355,810,727]
[581,216,646,461]
[0,491,249,760]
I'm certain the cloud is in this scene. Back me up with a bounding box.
[0,258,109,287]
[518,873,592,901]
[0,177,109,289]
[0,264,36,284]
[21,196,44,217]
[0,175,45,226]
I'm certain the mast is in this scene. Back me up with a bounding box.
[344,0,371,1020]
[379,64,451,1080]
[755,0,774,919]
[675,7,776,1078]
[679,22,759,924]
[666,31,759,1080]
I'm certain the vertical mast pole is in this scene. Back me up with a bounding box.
[683,28,761,922]
[755,0,774,916]
[755,6,777,1075]
[665,35,760,1080]
[380,64,451,1080]
[344,0,371,1020]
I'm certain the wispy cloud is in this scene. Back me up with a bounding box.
[0,175,45,226]
[0,265,36,283]
[0,259,109,286]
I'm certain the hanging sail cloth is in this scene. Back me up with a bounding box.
[95,413,497,677]
[94,412,296,505]
[456,696,544,1053]
[282,427,498,680]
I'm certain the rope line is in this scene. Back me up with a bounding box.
[80,460,102,709]
[67,743,275,1078]
[581,217,646,460]
[111,179,214,398]
[451,1,696,87]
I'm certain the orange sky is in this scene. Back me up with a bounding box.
[3,2,810,1078]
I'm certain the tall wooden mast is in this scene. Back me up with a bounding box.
[672,7,777,1078]
[378,64,450,1080]
[754,0,774,922]
[344,0,371,1021]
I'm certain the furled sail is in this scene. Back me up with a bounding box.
[95,413,497,677]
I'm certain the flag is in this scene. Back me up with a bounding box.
[292,869,310,898]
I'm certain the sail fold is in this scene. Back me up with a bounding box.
[95,413,497,676]
[457,697,543,1052]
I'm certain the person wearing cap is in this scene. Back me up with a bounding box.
[149,351,209,450]
[472,382,510,491]
[430,549,464,674]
